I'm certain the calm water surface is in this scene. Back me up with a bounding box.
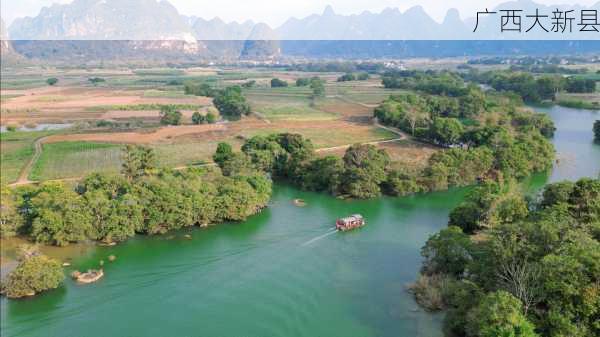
[1,106,598,337]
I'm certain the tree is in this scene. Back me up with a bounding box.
[184,82,217,97]
[79,174,143,243]
[213,142,234,168]
[337,73,356,82]
[340,144,390,198]
[241,80,256,88]
[496,259,542,315]
[29,183,93,246]
[0,186,24,238]
[296,78,311,86]
[206,112,217,124]
[594,120,600,142]
[565,77,596,93]
[356,72,370,80]
[46,78,58,86]
[121,145,156,181]
[192,111,205,125]
[213,86,251,121]
[300,156,344,193]
[466,291,538,337]
[384,170,421,196]
[535,76,562,100]
[1,254,64,298]
[429,118,464,147]
[160,105,182,125]
[421,226,472,277]
[459,87,487,117]
[88,77,105,86]
[540,181,575,208]
[310,77,325,97]
[271,78,288,87]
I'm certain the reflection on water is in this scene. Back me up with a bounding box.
[1,105,598,337]
[0,123,74,133]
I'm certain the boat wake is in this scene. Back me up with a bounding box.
[301,229,337,247]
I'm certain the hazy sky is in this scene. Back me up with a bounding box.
[2,0,598,26]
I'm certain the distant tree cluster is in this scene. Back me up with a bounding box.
[564,77,597,93]
[241,80,256,88]
[286,61,384,73]
[0,146,271,246]
[192,111,217,125]
[212,86,251,121]
[463,69,597,101]
[295,78,311,86]
[88,77,106,85]
[375,76,555,194]
[184,83,252,121]
[184,82,218,97]
[414,177,600,337]
[159,105,182,125]
[270,78,288,88]
[336,73,369,82]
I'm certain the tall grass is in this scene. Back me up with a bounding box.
[30,142,123,181]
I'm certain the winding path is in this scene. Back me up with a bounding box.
[13,136,48,186]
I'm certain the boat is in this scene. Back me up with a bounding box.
[336,214,365,231]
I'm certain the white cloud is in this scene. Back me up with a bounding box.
[2,0,599,26]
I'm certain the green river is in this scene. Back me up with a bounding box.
[1,105,598,337]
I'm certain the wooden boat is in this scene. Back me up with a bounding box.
[336,214,365,231]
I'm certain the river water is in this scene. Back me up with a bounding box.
[1,105,598,337]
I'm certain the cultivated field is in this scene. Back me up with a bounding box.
[1,66,435,184]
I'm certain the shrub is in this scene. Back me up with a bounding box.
[159,105,182,125]
[466,291,538,337]
[1,255,64,298]
[206,111,217,124]
[46,78,58,86]
[337,73,356,82]
[270,78,288,87]
[408,274,453,311]
[192,111,205,125]
[296,78,311,86]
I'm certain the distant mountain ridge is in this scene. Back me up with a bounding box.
[1,0,599,62]
[6,0,600,41]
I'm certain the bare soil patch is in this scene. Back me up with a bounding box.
[43,124,227,144]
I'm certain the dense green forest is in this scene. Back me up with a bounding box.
[214,111,553,199]
[0,145,271,246]
[412,177,600,337]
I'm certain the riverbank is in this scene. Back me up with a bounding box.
[1,105,598,337]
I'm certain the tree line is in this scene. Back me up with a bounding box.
[383,69,597,104]
[412,177,600,337]
[0,145,271,246]
[213,111,554,199]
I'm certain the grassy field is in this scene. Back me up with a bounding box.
[0,65,437,183]
[246,87,339,121]
[30,141,123,181]
[0,131,56,185]
[241,125,396,148]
